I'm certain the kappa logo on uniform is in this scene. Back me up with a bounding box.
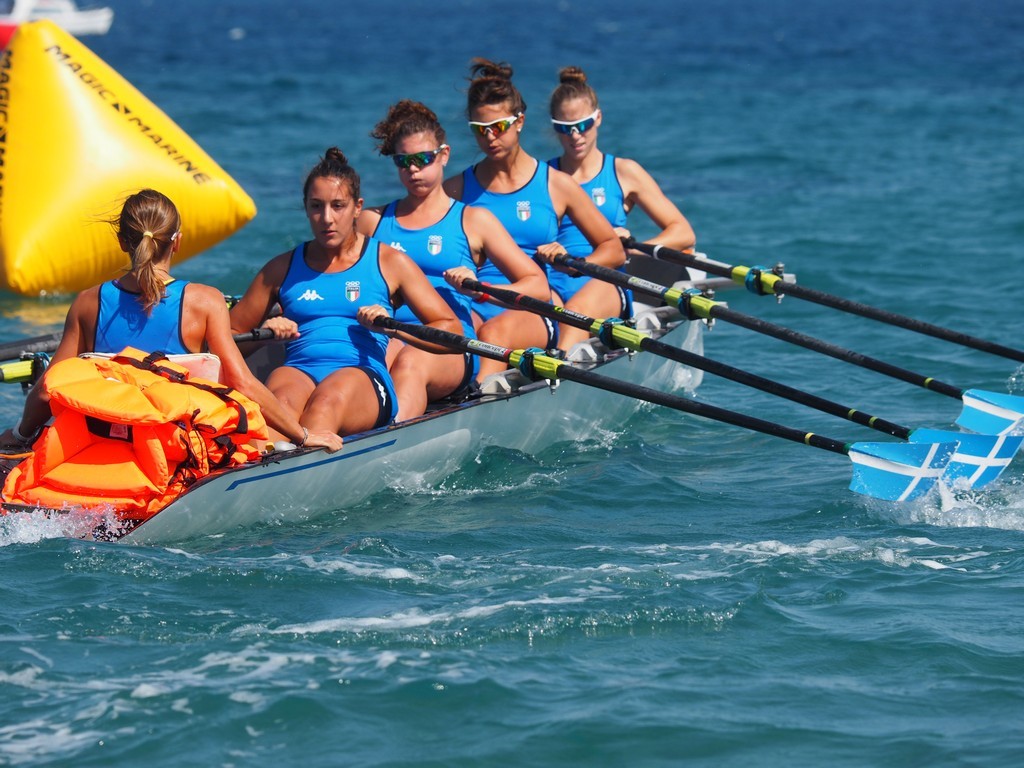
[297,289,325,301]
[390,241,406,252]
[592,187,607,207]
[345,281,360,301]
[516,201,531,221]
[427,235,443,255]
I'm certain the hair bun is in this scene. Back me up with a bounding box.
[324,146,349,166]
[558,66,587,84]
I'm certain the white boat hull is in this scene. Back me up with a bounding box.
[117,310,704,544]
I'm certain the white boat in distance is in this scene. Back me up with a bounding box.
[1,0,112,47]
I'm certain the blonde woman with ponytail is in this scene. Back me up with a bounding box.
[1,189,343,454]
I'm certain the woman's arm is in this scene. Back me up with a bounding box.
[442,173,466,201]
[370,246,463,353]
[455,206,549,301]
[228,253,297,340]
[616,156,696,251]
[549,169,625,268]
[200,286,342,452]
[356,207,384,238]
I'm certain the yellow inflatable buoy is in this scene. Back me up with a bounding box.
[0,20,256,296]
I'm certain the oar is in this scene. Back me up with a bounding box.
[0,328,277,385]
[0,332,64,362]
[467,279,1021,489]
[372,316,957,502]
[627,239,1024,365]
[553,253,1024,436]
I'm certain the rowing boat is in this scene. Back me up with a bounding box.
[10,246,1017,541]
[0,274,706,545]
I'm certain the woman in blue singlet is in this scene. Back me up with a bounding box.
[229,148,462,438]
[1,189,343,454]
[443,58,626,381]
[358,100,548,419]
[547,66,696,350]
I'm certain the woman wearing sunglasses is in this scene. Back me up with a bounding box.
[229,147,462,438]
[443,58,625,379]
[547,66,695,343]
[358,99,548,420]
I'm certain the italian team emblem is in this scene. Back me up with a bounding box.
[345,281,360,301]
[516,201,531,221]
[427,235,443,255]
[592,187,606,207]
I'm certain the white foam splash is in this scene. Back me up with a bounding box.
[266,595,587,636]
[0,506,127,546]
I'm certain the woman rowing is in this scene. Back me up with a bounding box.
[358,99,548,419]
[0,189,343,454]
[443,58,626,377]
[547,65,696,331]
[229,147,462,438]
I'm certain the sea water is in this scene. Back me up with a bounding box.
[1,0,1023,765]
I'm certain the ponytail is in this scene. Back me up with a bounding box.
[114,189,181,314]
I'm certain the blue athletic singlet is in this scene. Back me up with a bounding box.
[548,154,628,302]
[460,161,559,321]
[372,198,480,385]
[95,278,189,354]
[278,239,399,423]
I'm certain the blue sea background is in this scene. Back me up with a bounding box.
[2,0,1024,764]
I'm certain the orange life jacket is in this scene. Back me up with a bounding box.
[2,347,268,520]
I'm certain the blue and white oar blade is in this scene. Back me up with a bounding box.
[848,440,957,502]
[910,428,1023,489]
[956,389,1024,435]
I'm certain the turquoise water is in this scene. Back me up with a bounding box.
[3,0,1024,764]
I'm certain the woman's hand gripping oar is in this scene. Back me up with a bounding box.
[553,253,1024,438]
[369,316,958,503]
[627,238,1024,366]
[465,279,1020,489]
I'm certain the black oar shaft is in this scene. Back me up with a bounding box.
[554,254,966,402]
[466,278,912,439]
[552,361,851,455]
[636,335,912,439]
[0,332,63,361]
[705,303,965,400]
[376,316,513,365]
[634,240,1024,365]
[773,282,1024,363]
[374,316,851,456]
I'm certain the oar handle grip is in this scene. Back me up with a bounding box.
[232,328,276,344]
[0,332,63,362]
[373,316,513,364]
[625,239,732,280]
[463,278,598,334]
